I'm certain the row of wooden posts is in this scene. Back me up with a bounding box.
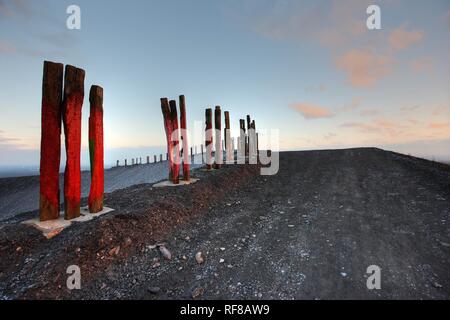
[115,136,258,168]
[39,61,103,222]
[158,97,259,184]
[38,60,259,222]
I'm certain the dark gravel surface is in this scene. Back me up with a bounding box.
[1,148,449,299]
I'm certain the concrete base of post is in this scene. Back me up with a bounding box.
[24,206,114,239]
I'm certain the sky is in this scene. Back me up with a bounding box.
[0,0,449,170]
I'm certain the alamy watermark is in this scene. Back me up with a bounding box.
[66,5,81,30]
[366,265,381,289]
[66,265,81,290]
[366,5,381,30]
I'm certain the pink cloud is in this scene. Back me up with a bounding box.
[429,122,449,129]
[410,57,433,73]
[374,117,396,128]
[335,49,393,87]
[340,117,404,138]
[340,122,379,133]
[389,27,424,51]
[289,103,333,119]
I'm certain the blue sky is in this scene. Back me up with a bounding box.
[0,0,449,168]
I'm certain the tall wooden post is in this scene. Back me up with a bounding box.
[224,111,232,163]
[249,120,257,163]
[154,155,157,163]
[169,100,180,184]
[205,109,213,170]
[246,115,251,157]
[161,98,174,180]
[239,119,246,162]
[88,85,104,213]
[214,106,222,169]
[39,61,63,221]
[179,95,190,181]
[62,65,85,220]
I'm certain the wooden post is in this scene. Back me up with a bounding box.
[201,144,204,164]
[179,95,190,181]
[190,146,194,164]
[169,100,180,184]
[62,65,85,220]
[161,98,174,180]
[239,119,246,163]
[160,154,163,162]
[256,132,259,161]
[88,85,104,213]
[39,61,63,221]
[205,109,213,170]
[154,155,157,163]
[214,106,222,169]
[232,137,236,163]
[249,120,257,163]
[147,156,149,164]
[132,158,134,165]
[246,115,251,157]
[125,159,127,166]
[224,111,232,163]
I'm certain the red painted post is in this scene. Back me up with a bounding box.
[88,85,104,213]
[39,61,64,221]
[214,106,222,169]
[205,109,213,170]
[169,100,180,184]
[62,65,85,220]
[179,95,190,181]
[161,98,174,180]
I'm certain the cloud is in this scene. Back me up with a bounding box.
[289,103,333,119]
[0,131,28,149]
[410,57,433,74]
[429,122,449,129]
[0,0,30,17]
[340,122,379,133]
[0,40,16,53]
[335,49,394,87]
[239,0,368,46]
[360,109,379,117]
[339,96,361,112]
[341,117,404,138]
[388,27,424,51]
[400,105,420,112]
